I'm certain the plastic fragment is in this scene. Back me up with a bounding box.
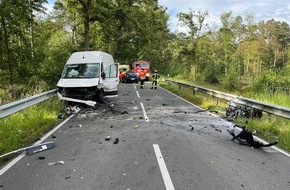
[105,136,111,141]
[48,160,64,166]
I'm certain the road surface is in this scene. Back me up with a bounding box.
[0,83,289,190]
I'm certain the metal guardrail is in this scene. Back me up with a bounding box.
[0,89,57,119]
[166,79,290,119]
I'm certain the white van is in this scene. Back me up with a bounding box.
[57,51,119,106]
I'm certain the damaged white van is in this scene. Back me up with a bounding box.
[57,51,118,106]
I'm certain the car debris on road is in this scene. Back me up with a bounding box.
[48,160,64,166]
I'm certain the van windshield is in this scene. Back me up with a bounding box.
[61,63,100,78]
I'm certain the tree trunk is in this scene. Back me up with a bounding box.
[1,17,13,85]
[29,0,34,58]
[79,0,91,51]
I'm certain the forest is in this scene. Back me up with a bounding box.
[1,0,290,104]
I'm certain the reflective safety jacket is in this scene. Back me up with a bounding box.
[139,70,146,80]
[152,73,160,81]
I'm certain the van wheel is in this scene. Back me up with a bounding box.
[97,90,105,103]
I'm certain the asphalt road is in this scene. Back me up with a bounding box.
[0,83,290,190]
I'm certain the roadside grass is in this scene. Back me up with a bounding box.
[160,81,290,152]
[0,97,63,163]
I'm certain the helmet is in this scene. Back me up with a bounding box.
[154,70,158,73]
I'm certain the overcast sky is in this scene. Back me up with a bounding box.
[158,0,290,32]
[46,0,290,32]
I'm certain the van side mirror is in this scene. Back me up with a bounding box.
[101,72,106,79]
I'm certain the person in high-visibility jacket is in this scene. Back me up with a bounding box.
[139,68,146,89]
[151,70,160,89]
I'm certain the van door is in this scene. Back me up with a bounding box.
[101,63,119,97]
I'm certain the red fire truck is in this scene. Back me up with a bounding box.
[132,61,150,81]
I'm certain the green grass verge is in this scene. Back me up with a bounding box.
[0,97,63,163]
[160,81,290,152]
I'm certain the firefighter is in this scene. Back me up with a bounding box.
[139,68,146,89]
[151,70,159,89]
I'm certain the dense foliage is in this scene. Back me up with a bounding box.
[1,0,290,102]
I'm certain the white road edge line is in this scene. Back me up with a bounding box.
[0,113,76,176]
[153,144,175,190]
[140,102,149,122]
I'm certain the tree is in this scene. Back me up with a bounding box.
[177,9,208,78]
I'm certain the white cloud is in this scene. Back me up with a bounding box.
[159,0,290,32]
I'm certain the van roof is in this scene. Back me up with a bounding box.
[67,51,114,64]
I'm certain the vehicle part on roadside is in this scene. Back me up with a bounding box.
[226,101,263,119]
[0,141,57,159]
[48,160,64,166]
[26,141,57,155]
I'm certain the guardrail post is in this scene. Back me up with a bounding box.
[179,85,181,91]
[192,87,196,96]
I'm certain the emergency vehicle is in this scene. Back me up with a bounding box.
[132,61,150,81]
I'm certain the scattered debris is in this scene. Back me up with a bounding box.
[189,125,194,131]
[197,126,207,132]
[105,136,111,141]
[110,125,113,128]
[215,128,222,132]
[134,125,138,129]
[65,106,80,115]
[48,160,64,166]
[173,110,187,114]
[0,185,4,188]
[113,138,119,144]
[65,176,71,180]
[51,135,56,139]
[162,103,168,106]
[121,111,129,114]
[38,156,46,160]
[78,124,82,128]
